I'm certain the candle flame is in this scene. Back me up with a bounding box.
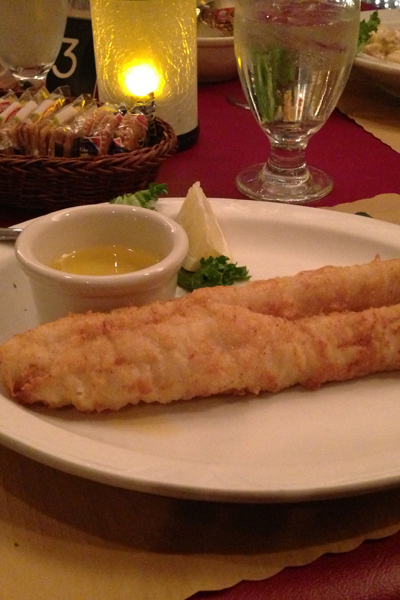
[123,64,163,97]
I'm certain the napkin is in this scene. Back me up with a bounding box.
[337,68,400,153]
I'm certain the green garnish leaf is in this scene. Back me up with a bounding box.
[109,183,168,209]
[251,45,296,123]
[178,255,251,291]
[358,11,380,53]
[355,211,372,218]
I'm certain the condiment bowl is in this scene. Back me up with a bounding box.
[15,203,189,323]
[197,24,237,82]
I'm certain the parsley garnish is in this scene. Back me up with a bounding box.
[178,255,251,291]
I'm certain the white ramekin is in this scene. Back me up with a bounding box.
[16,203,189,323]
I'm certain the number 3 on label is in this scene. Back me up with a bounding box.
[52,38,78,79]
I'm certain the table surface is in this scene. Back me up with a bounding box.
[1,72,400,599]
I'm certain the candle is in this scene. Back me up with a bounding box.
[90,0,199,150]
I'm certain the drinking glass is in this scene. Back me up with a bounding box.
[234,0,360,203]
[0,0,69,89]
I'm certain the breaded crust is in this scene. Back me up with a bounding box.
[2,257,400,411]
[1,299,400,411]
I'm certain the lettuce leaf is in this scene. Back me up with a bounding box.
[110,183,168,209]
[358,11,380,53]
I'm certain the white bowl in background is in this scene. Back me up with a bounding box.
[15,203,189,324]
[354,9,400,98]
[197,23,237,82]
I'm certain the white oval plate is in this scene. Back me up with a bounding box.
[1,198,400,503]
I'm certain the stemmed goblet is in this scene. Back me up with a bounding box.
[0,0,69,90]
[234,0,360,203]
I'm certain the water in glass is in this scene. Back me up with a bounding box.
[0,0,69,88]
[234,0,360,203]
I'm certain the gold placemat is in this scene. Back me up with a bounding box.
[1,194,400,600]
[328,192,400,224]
[1,443,400,600]
[338,68,400,153]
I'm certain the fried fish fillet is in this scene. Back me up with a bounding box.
[188,256,400,318]
[2,256,400,411]
[1,299,400,412]
[52,256,400,334]
[57,256,400,332]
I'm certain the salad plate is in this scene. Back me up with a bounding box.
[354,9,400,98]
[1,198,400,503]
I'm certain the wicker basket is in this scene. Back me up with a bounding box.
[0,118,177,211]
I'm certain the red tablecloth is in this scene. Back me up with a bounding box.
[1,77,398,227]
[158,77,400,208]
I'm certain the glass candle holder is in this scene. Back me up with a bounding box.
[90,0,199,150]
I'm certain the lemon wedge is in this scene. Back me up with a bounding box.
[175,182,231,272]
